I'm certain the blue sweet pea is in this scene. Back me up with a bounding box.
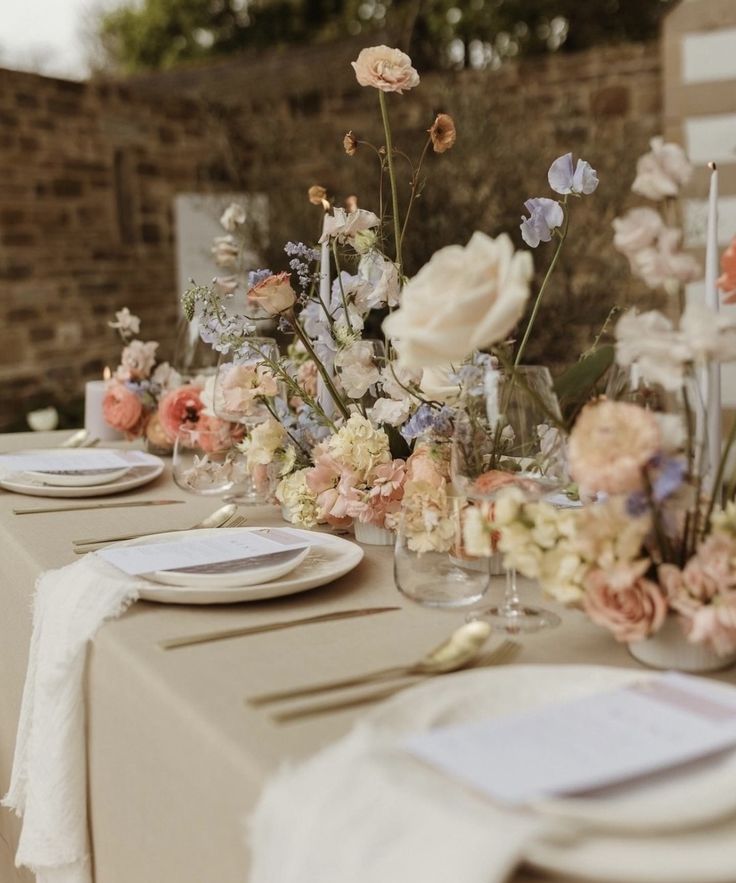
[548,153,599,196]
[652,457,686,503]
[520,197,564,248]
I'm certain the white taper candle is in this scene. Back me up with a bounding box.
[705,161,721,494]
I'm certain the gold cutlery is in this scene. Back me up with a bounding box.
[72,503,238,546]
[159,606,403,650]
[247,621,492,707]
[60,430,100,448]
[73,514,248,554]
[270,641,521,723]
[15,499,185,515]
[73,504,242,551]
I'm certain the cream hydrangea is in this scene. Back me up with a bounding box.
[327,414,391,482]
[395,479,457,554]
[276,468,319,528]
[242,418,286,466]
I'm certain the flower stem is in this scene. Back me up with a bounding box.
[378,91,403,277]
[400,136,431,249]
[514,198,569,368]
[287,311,350,421]
[331,242,353,330]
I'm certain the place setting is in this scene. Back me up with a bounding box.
[0,447,165,498]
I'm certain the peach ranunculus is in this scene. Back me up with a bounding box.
[583,562,667,642]
[220,363,278,417]
[631,137,692,201]
[719,236,736,305]
[247,271,297,315]
[383,231,533,369]
[568,400,661,495]
[158,384,205,442]
[103,382,144,434]
[351,46,419,94]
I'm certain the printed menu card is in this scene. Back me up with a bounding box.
[406,673,736,805]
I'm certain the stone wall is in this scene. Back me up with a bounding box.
[0,39,663,430]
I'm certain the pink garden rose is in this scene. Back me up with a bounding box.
[103,382,144,435]
[158,384,205,442]
[583,563,667,642]
[247,271,297,315]
[351,46,420,94]
[659,535,736,655]
[569,400,661,495]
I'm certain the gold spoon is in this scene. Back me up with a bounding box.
[246,620,492,707]
[73,503,239,549]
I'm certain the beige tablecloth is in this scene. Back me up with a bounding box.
[2,430,734,883]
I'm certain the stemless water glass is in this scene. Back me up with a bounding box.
[172,424,236,497]
[394,494,491,608]
[453,365,566,633]
[212,337,281,505]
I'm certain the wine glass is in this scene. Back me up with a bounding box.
[213,337,280,505]
[452,365,566,633]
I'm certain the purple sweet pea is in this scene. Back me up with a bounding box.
[548,153,599,196]
[520,197,564,248]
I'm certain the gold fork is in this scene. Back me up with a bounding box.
[73,511,246,553]
[270,641,521,723]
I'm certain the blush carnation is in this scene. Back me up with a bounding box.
[569,400,661,495]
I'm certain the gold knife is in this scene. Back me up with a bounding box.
[14,499,185,515]
[159,606,402,650]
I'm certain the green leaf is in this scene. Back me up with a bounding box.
[384,424,411,460]
[554,345,615,422]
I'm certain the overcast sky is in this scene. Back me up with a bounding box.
[0,0,112,79]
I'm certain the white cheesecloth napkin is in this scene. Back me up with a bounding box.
[249,720,553,883]
[3,555,141,883]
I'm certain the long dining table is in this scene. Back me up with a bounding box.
[2,429,734,883]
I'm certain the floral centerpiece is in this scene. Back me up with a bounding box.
[103,308,239,456]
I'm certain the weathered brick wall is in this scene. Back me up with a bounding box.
[0,40,663,430]
[0,72,225,429]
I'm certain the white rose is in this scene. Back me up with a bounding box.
[631,137,692,201]
[612,207,663,254]
[382,232,533,369]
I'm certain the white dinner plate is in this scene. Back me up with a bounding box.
[0,449,164,498]
[367,664,736,883]
[24,466,130,487]
[108,527,364,603]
